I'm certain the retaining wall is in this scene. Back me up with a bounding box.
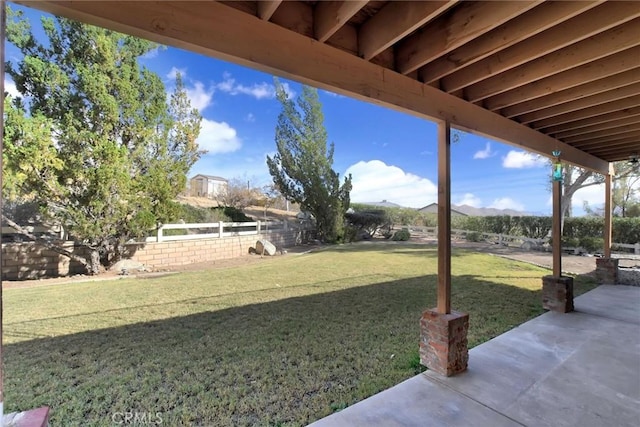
[2,229,303,280]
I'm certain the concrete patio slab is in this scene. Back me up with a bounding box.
[309,285,640,427]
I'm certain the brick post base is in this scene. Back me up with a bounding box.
[3,406,49,426]
[542,275,574,313]
[596,258,619,285]
[420,309,469,377]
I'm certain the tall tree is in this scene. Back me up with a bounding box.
[3,8,202,273]
[266,82,352,242]
[560,162,638,219]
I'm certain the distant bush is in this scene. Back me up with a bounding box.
[391,229,411,241]
[579,237,604,254]
[465,231,483,242]
[344,209,392,240]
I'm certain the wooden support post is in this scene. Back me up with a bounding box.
[604,164,613,258]
[552,177,562,278]
[437,121,451,314]
[1,0,6,417]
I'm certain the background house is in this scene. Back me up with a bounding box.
[190,174,228,198]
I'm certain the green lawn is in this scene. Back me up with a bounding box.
[3,243,597,426]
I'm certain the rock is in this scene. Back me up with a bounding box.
[111,259,146,274]
[255,239,277,256]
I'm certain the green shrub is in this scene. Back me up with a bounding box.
[579,237,604,254]
[344,209,392,239]
[391,229,411,241]
[465,231,483,242]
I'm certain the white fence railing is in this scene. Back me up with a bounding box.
[148,220,296,243]
[406,226,640,254]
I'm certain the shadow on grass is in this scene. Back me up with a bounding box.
[4,273,596,427]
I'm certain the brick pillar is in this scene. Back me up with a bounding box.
[420,309,469,377]
[596,258,619,285]
[3,406,49,426]
[542,275,574,313]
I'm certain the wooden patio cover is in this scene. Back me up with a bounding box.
[16,0,640,173]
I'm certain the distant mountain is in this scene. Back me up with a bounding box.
[357,200,404,208]
[454,204,528,217]
[418,203,528,216]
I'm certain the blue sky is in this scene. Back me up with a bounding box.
[4,3,609,215]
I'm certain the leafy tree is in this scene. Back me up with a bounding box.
[3,9,202,274]
[266,82,352,242]
[560,162,638,220]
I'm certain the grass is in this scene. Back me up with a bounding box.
[3,243,597,426]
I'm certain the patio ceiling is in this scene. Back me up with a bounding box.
[17,1,640,175]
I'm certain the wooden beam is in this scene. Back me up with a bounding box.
[358,0,455,61]
[19,1,609,174]
[552,176,562,278]
[500,69,640,117]
[563,126,640,145]
[553,115,640,139]
[396,1,540,75]
[444,4,640,95]
[314,0,367,43]
[517,83,640,124]
[463,19,640,102]
[485,47,640,111]
[531,97,640,130]
[542,107,640,134]
[420,1,602,84]
[257,0,282,21]
[437,120,451,314]
[604,165,613,258]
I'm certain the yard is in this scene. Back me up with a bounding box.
[3,243,597,426]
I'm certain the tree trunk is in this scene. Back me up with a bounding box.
[2,214,97,275]
[88,249,101,275]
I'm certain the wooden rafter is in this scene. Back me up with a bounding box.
[501,69,640,117]
[257,0,282,21]
[418,0,602,84]
[516,83,640,125]
[441,3,640,94]
[572,133,640,149]
[531,97,640,130]
[562,127,640,147]
[396,1,540,75]
[543,107,640,134]
[484,47,640,111]
[553,115,640,139]
[359,0,455,61]
[314,1,367,43]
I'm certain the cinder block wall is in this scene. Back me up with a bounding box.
[2,242,91,280]
[2,229,303,280]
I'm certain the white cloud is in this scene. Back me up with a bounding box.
[488,197,525,211]
[321,89,344,98]
[185,81,213,112]
[455,193,482,207]
[345,160,437,208]
[502,150,547,168]
[196,119,242,154]
[141,47,161,59]
[4,77,20,98]
[572,184,605,211]
[473,142,494,159]
[245,113,256,123]
[167,67,187,80]
[216,74,295,100]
